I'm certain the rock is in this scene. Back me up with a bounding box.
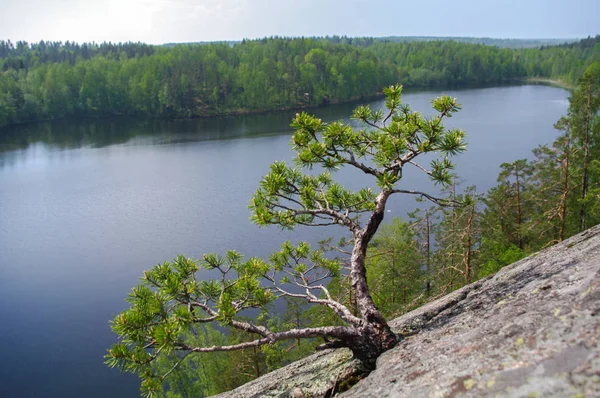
[212,348,364,398]
[343,224,600,398]
[214,225,600,397]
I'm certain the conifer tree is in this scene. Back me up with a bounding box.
[569,62,600,231]
[495,159,533,250]
[106,85,466,397]
[480,62,600,264]
[434,185,481,290]
[366,218,424,317]
[407,204,438,296]
[527,117,577,247]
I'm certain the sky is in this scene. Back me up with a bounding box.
[0,0,598,45]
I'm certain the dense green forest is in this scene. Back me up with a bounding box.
[1,36,599,128]
[105,63,600,397]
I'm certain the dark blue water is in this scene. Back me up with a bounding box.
[0,85,569,397]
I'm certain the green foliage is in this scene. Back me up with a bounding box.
[1,36,599,128]
[433,185,482,289]
[478,239,526,278]
[251,85,464,217]
[366,219,424,317]
[481,62,600,263]
[106,252,273,396]
[106,240,344,396]
[151,326,230,397]
[148,312,320,398]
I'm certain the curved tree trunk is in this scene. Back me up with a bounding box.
[347,190,398,368]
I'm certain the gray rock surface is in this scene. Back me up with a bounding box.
[212,348,361,398]
[215,225,600,397]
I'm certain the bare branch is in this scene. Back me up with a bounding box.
[161,351,194,380]
[174,326,358,353]
[294,209,361,231]
[407,160,431,175]
[390,189,459,207]
[272,287,361,326]
[347,152,381,177]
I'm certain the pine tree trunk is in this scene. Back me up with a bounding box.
[347,190,398,368]
[450,181,457,291]
[515,167,523,250]
[465,207,474,284]
[425,210,431,295]
[252,346,261,378]
[579,87,592,232]
[559,130,570,241]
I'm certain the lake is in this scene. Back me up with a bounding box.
[0,85,569,397]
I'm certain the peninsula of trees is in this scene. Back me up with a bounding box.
[0,35,599,128]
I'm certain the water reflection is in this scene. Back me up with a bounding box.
[0,111,301,153]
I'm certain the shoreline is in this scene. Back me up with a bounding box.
[525,77,575,91]
[0,80,573,131]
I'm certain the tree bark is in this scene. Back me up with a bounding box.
[465,206,474,285]
[515,167,523,250]
[579,86,592,232]
[347,189,398,368]
[425,210,431,295]
[559,129,571,241]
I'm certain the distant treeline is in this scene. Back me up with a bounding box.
[374,36,576,48]
[0,35,599,128]
[162,36,577,49]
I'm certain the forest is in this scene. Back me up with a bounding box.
[0,35,599,128]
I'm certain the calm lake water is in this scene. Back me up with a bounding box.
[0,85,568,397]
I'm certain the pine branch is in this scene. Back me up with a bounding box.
[174,326,358,353]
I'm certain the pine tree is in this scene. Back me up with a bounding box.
[106,85,467,397]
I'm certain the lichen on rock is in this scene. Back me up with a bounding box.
[212,348,364,398]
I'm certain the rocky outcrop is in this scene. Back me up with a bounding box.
[215,225,600,397]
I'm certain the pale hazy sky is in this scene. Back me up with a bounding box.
[0,0,598,44]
